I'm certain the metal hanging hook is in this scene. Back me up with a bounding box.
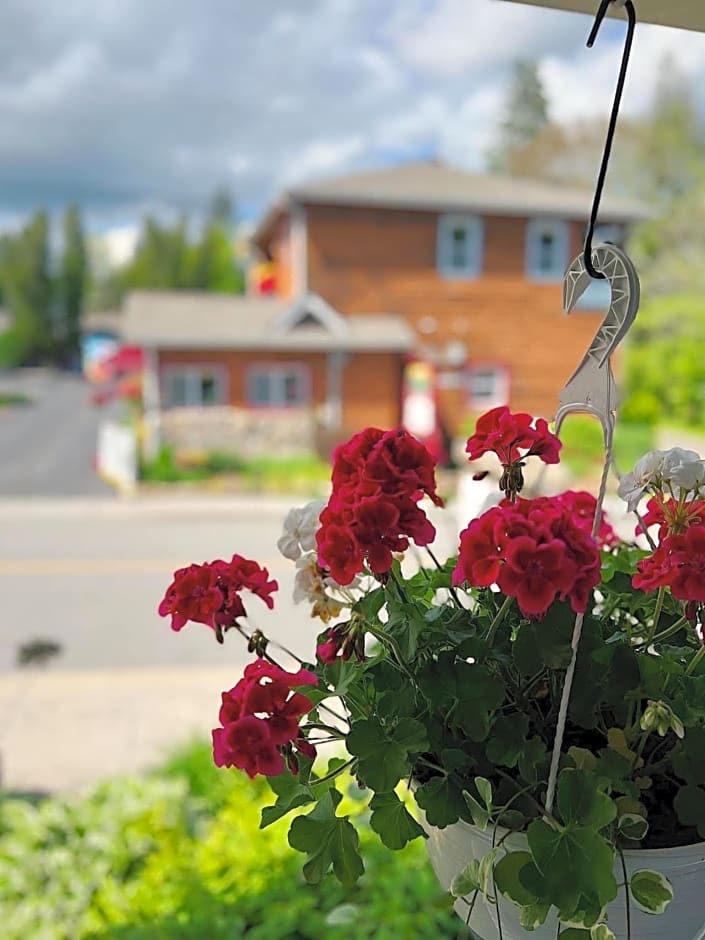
[583,0,637,280]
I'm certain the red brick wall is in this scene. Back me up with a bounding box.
[158,348,403,433]
[301,205,606,431]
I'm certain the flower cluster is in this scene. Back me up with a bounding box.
[620,449,705,604]
[212,659,317,777]
[618,447,705,512]
[316,427,443,584]
[452,495,602,617]
[158,554,278,639]
[465,405,562,499]
[161,409,705,933]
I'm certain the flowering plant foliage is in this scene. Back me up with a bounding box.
[160,408,705,934]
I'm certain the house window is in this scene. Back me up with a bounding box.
[575,224,625,311]
[437,214,483,278]
[525,218,570,281]
[247,364,310,407]
[468,365,509,410]
[164,367,226,407]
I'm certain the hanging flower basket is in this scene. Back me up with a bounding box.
[160,407,705,939]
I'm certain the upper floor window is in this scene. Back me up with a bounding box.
[247,364,310,408]
[437,214,484,279]
[525,218,570,281]
[164,366,226,407]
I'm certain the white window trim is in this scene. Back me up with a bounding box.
[246,362,312,409]
[437,213,484,280]
[525,218,570,282]
[161,364,229,408]
[467,364,510,411]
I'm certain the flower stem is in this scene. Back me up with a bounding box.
[486,595,513,646]
[425,546,463,608]
[649,615,688,645]
[685,644,705,677]
[646,587,666,645]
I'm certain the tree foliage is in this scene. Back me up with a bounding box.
[57,205,88,367]
[488,59,550,173]
[0,211,54,365]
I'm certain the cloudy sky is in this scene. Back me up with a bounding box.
[2,0,705,242]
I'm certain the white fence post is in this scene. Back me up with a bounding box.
[96,421,138,494]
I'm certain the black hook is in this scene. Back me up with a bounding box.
[583,0,636,279]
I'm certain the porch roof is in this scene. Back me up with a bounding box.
[122,290,415,353]
[500,0,705,32]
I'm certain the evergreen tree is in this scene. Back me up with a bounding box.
[0,212,54,364]
[58,205,87,367]
[489,60,550,174]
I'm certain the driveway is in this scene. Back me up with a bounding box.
[0,368,113,496]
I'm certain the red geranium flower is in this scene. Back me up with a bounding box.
[317,427,441,583]
[213,661,317,777]
[453,496,601,618]
[159,555,278,635]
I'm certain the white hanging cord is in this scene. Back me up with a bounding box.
[545,426,613,815]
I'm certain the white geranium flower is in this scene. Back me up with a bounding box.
[661,448,705,494]
[618,450,668,512]
[293,553,325,603]
[276,499,326,560]
[293,553,344,622]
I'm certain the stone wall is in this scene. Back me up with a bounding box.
[159,406,317,457]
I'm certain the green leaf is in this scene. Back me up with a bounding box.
[414,775,468,828]
[462,790,490,831]
[450,860,480,898]
[513,602,575,673]
[494,851,537,907]
[526,819,618,919]
[517,736,549,784]
[261,770,315,828]
[673,784,705,839]
[287,789,364,886]
[462,776,493,829]
[590,925,617,940]
[558,931,591,939]
[346,717,427,792]
[486,714,530,768]
[673,726,705,785]
[617,813,649,842]
[475,776,492,809]
[630,869,674,915]
[369,791,425,850]
[557,770,617,830]
[568,747,597,772]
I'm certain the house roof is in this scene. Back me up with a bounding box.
[253,161,650,248]
[502,0,705,32]
[122,290,415,353]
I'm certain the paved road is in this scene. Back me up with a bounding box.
[0,495,322,673]
[0,368,113,496]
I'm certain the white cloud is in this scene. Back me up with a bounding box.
[0,0,702,230]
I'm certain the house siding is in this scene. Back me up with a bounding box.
[157,348,402,434]
[302,204,606,430]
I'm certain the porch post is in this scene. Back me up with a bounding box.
[141,347,161,460]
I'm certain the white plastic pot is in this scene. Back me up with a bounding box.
[423,816,705,939]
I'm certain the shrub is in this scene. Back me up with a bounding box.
[0,742,466,940]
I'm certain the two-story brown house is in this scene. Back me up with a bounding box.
[126,161,647,455]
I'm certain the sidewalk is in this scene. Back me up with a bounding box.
[0,666,243,793]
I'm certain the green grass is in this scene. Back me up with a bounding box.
[140,445,330,494]
[554,416,655,479]
[0,391,32,407]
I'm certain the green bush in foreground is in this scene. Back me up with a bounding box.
[0,742,466,940]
